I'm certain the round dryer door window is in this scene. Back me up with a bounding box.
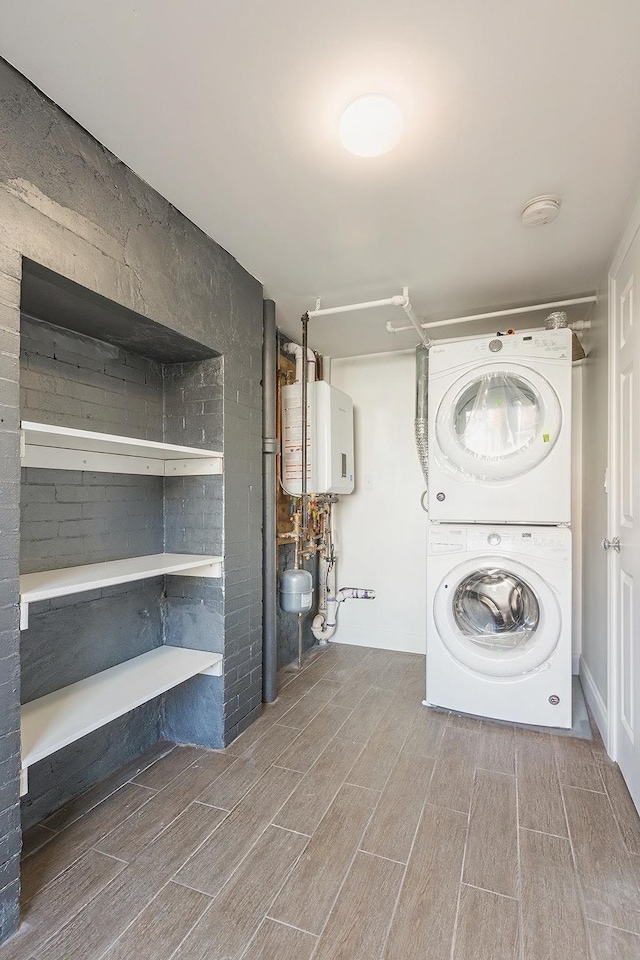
[433,557,561,678]
[435,363,562,481]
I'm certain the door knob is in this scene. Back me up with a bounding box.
[601,537,621,552]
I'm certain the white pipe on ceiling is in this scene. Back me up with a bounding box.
[308,296,400,317]
[385,294,597,335]
[309,287,429,344]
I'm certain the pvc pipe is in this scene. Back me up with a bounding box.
[309,290,429,346]
[337,587,376,601]
[312,556,337,642]
[311,502,376,642]
[312,503,335,642]
[386,295,597,335]
[400,286,430,346]
[282,341,316,383]
[308,296,401,317]
[262,300,278,703]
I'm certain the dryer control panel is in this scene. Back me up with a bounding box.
[428,326,572,374]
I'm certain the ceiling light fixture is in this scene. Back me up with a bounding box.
[339,94,404,158]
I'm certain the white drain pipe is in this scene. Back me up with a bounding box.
[312,504,375,643]
[385,295,597,335]
[283,342,316,383]
[309,287,430,346]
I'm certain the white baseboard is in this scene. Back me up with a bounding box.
[579,655,609,748]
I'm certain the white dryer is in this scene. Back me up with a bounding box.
[427,327,572,523]
[426,524,572,728]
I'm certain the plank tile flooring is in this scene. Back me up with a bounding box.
[4,642,640,959]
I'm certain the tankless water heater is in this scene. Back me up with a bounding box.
[281,380,354,496]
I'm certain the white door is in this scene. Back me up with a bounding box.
[610,235,640,810]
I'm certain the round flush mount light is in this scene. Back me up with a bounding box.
[522,195,562,226]
[339,95,404,157]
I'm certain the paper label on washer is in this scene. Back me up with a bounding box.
[428,528,466,553]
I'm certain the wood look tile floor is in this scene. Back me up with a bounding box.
[4,643,640,960]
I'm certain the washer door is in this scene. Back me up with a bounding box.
[433,556,561,678]
[435,362,562,481]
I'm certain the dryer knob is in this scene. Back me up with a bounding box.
[489,339,503,352]
[487,533,501,546]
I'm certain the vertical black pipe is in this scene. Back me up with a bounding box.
[301,312,309,537]
[262,300,277,703]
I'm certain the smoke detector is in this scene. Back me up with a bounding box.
[521,195,561,227]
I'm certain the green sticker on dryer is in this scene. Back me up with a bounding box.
[543,433,550,442]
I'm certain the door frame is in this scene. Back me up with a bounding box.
[607,193,640,760]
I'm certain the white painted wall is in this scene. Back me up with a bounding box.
[579,277,610,734]
[330,351,427,654]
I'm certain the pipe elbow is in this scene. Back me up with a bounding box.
[311,613,336,642]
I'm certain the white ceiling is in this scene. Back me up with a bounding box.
[1,0,639,357]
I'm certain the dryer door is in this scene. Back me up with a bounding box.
[435,362,562,481]
[433,556,561,677]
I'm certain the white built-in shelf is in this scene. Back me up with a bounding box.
[19,553,223,630]
[20,421,223,476]
[20,645,223,792]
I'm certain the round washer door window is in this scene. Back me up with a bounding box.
[435,363,562,481]
[433,557,561,678]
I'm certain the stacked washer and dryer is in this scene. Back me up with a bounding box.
[424,327,574,728]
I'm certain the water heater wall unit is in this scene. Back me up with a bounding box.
[281,380,354,495]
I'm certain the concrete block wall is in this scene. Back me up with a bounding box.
[0,57,263,941]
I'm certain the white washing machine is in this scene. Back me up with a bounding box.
[426,524,572,728]
[427,327,572,523]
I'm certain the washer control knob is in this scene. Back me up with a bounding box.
[487,533,501,546]
[489,339,503,352]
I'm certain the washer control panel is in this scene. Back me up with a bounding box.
[427,524,571,562]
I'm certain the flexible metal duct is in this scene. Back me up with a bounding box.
[415,343,429,490]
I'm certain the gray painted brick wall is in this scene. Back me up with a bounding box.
[21,705,161,830]
[162,356,226,745]
[18,314,239,812]
[0,56,263,941]
[21,470,164,573]
[19,319,167,826]
[0,247,21,940]
[21,316,164,440]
